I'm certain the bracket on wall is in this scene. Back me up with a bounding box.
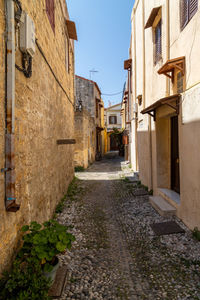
[148,110,156,121]
[158,57,185,83]
[6,200,20,212]
[165,100,179,115]
[141,94,180,121]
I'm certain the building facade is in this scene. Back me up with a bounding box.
[0,0,76,273]
[104,103,122,152]
[74,75,105,167]
[127,0,200,229]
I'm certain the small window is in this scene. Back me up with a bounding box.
[109,116,117,125]
[96,100,99,118]
[177,72,184,93]
[180,0,198,30]
[46,0,55,32]
[154,20,162,64]
[65,38,69,73]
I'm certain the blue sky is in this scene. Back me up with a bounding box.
[67,0,135,107]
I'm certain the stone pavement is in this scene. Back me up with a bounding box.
[56,154,200,300]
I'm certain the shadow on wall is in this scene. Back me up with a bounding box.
[137,118,200,229]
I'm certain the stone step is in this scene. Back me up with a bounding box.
[158,188,180,209]
[149,196,176,217]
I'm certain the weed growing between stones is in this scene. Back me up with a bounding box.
[193,227,200,241]
[74,166,85,172]
[54,177,84,218]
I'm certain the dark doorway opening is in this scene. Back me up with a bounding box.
[110,134,118,151]
[171,116,180,194]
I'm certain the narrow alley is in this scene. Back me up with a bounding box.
[55,154,200,300]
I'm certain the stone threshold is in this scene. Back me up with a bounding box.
[158,188,180,209]
[149,196,176,217]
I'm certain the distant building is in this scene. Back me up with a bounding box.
[104,103,122,152]
[74,75,105,167]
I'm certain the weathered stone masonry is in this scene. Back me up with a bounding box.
[0,0,76,273]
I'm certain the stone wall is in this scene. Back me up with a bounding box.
[74,110,95,168]
[0,0,75,273]
[75,76,95,117]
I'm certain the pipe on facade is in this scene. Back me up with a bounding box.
[166,0,170,96]
[142,0,146,110]
[132,8,138,171]
[5,0,20,212]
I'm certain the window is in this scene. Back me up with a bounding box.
[177,72,184,93]
[96,100,99,118]
[65,38,69,73]
[154,20,162,64]
[109,116,117,125]
[180,0,198,30]
[46,0,55,32]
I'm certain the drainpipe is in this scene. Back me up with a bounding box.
[142,0,146,110]
[133,8,138,171]
[4,0,20,212]
[166,0,170,96]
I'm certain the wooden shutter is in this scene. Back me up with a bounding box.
[189,0,198,19]
[46,0,55,32]
[155,20,162,64]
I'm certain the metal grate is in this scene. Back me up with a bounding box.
[155,20,162,64]
[151,221,185,236]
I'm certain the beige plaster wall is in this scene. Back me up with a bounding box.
[0,0,75,273]
[131,0,200,229]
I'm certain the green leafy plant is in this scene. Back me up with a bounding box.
[148,189,153,195]
[18,220,75,272]
[74,166,85,172]
[0,220,75,299]
[55,195,67,214]
[0,259,51,300]
[193,227,200,241]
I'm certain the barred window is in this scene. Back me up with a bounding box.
[180,0,198,30]
[154,20,162,64]
[46,0,55,32]
[65,38,69,73]
[177,72,184,93]
[109,116,117,125]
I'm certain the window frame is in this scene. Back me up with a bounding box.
[46,0,55,33]
[109,115,117,125]
[180,0,198,31]
[154,19,162,65]
[151,9,162,66]
[96,99,99,118]
[65,37,69,73]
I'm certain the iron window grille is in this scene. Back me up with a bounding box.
[154,20,162,64]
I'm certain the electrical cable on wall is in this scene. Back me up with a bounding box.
[15,53,32,78]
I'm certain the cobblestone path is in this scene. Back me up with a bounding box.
[57,155,200,300]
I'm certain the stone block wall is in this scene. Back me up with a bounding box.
[0,0,75,273]
[74,110,95,168]
[75,76,95,118]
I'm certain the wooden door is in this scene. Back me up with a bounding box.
[110,135,118,151]
[171,116,180,193]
